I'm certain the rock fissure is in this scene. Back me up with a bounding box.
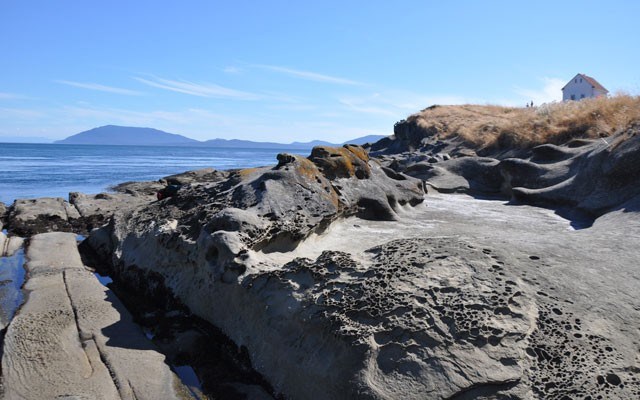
[62,269,97,379]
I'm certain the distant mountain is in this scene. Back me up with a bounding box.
[290,140,335,148]
[54,125,199,146]
[342,135,387,145]
[54,125,388,148]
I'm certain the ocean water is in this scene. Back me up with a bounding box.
[0,143,305,205]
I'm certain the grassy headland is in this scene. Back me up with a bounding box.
[406,94,640,150]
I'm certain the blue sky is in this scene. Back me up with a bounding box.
[1,0,639,142]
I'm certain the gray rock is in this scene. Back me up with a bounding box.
[389,126,640,217]
[507,129,640,215]
[161,167,229,185]
[239,241,532,398]
[0,202,6,231]
[4,188,156,236]
[86,145,426,399]
[86,188,640,399]
[81,137,640,399]
[1,232,193,400]
[70,191,155,232]
[110,180,165,196]
[8,197,80,235]
[406,157,502,194]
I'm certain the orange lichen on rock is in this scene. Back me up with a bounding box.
[308,145,371,180]
[343,144,369,163]
[237,167,261,179]
[275,152,341,209]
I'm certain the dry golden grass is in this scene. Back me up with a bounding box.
[407,94,640,149]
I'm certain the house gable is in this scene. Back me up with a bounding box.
[561,73,584,91]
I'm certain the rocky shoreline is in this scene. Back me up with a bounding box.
[1,124,639,398]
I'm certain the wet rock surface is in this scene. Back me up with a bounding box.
[0,234,25,332]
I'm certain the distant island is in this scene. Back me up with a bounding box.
[53,125,386,149]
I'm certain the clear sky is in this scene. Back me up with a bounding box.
[1,0,639,142]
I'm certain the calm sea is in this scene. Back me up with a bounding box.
[0,143,305,205]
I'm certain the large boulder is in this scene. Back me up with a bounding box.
[69,191,156,232]
[7,197,80,236]
[86,145,426,399]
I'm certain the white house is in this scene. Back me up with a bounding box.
[562,73,609,101]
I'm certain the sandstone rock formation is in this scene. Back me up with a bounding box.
[1,232,193,399]
[80,138,640,399]
[86,145,427,398]
[376,121,640,218]
[160,167,229,186]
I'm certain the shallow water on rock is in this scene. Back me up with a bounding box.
[0,247,25,329]
[173,365,205,399]
[93,272,113,286]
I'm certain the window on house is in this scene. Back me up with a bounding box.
[575,79,577,83]
[571,94,576,100]
[581,94,585,99]
[580,78,583,83]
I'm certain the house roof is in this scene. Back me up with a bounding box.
[581,74,609,93]
[562,73,609,93]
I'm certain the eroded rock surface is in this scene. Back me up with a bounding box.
[377,125,640,218]
[0,231,23,258]
[249,238,534,398]
[86,145,426,398]
[1,232,193,400]
[82,143,640,399]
